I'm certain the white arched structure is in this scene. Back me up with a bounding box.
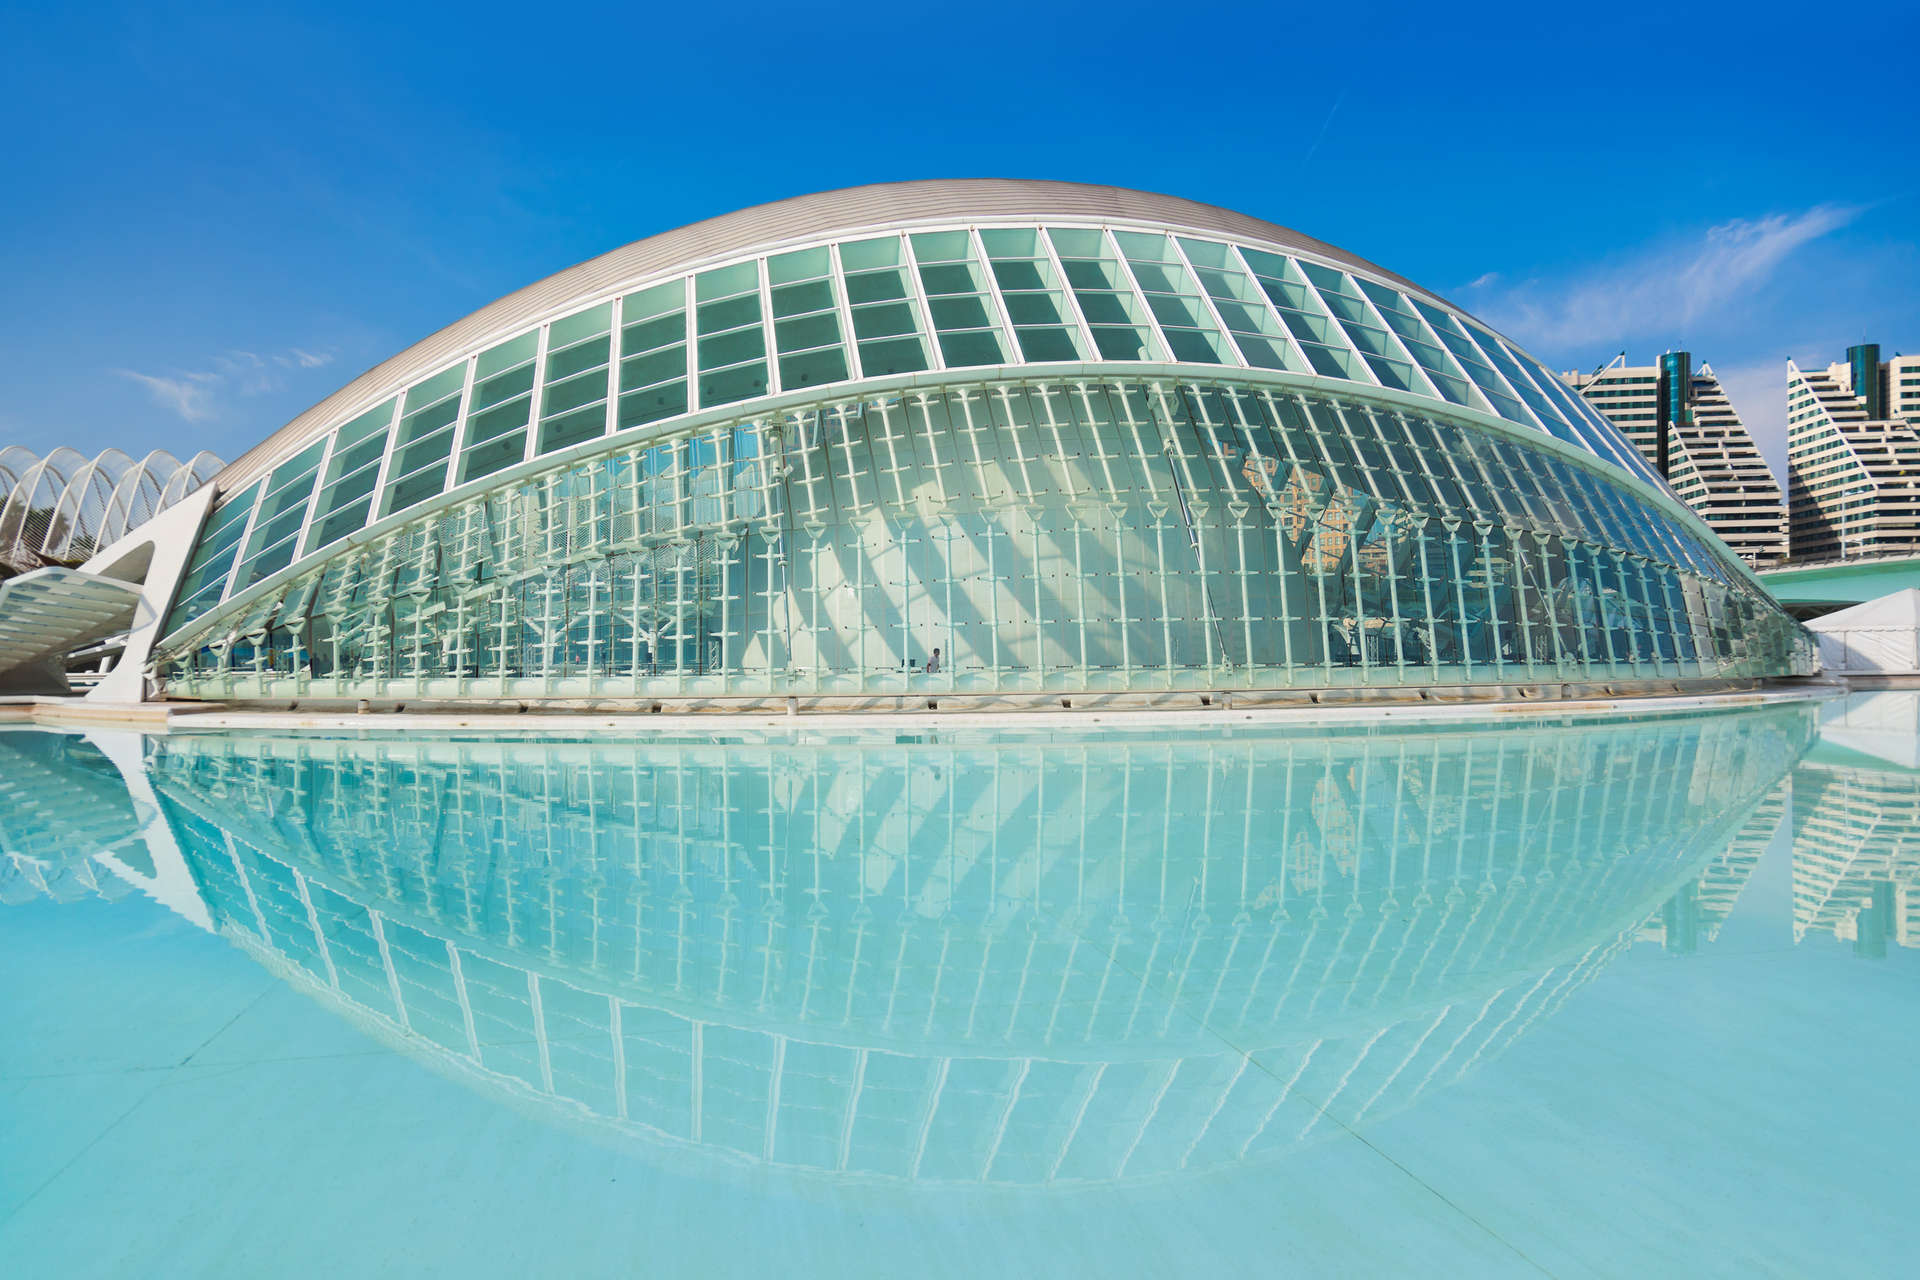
[0,445,225,573]
[0,446,89,566]
[0,444,224,696]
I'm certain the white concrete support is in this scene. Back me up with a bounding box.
[83,481,218,704]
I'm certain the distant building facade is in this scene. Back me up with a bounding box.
[1786,343,1920,562]
[1563,353,1788,567]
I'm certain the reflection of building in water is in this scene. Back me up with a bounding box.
[0,731,145,903]
[118,707,1810,1187]
[1792,763,1920,957]
[1639,778,1790,954]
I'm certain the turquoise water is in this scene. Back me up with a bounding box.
[3,695,1917,1277]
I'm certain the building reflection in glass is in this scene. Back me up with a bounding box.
[1,706,1816,1185]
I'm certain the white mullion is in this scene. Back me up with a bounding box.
[214,476,275,609]
[528,971,554,1093]
[369,910,411,1032]
[1343,270,1444,401]
[1226,245,1315,375]
[827,242,864,380]
[1033,225,1101,362]
[447,941,482,1059]
[437,353,481,502]
[362,390,410,528]
[1397,295,1498,416]
[1451,319,1550,434]
[965,227,1021,362]
[681,276,699,410]
[756,258,781,397]
[1290,262,1385,389]
[609,997,628,1120]
[604,294,625,438]
[522,321,554,465]
[1166,234,1249,370]
[290,411,349,561]
[291,870,340,991]
[1102,228,1171,364]
[1507,338,1648,477]
[898,233,948,374]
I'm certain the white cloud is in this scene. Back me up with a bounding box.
[115,370,218,422]
[117,346,337,423]
[1473,204,1863,352]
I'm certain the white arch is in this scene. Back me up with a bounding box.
[0,446,89,563]
[97,448,182,550]
[1,446,226,572]
[0,445,37,494]
[156,449,223,508]
[41,447,135,561]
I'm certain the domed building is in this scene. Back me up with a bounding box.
[140,181,1811,707]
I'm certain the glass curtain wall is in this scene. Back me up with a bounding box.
[153,375,1811,700]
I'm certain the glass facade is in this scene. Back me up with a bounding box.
[149,203,1811,701]
[155,373,1808,700]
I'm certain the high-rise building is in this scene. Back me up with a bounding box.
[1563,353,1787,567]
[1786,344,1920,562]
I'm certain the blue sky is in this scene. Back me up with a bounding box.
[3,0,1913,479]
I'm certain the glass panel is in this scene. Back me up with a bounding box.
[1048,227,1160,362]
[304,398,398,554]
[378,363,470,517]
[768,247,852,391]
[232,440,327,592]
[839,236,934,376]
[162,480,263,636]
[980,227,1083,363]
[1296,262,1428,393]
[910,232,1007,368]
[456,332,540,484]
[1115,231,1230,365]
[1236,249,1366,381]
[1179,238,1301,372]
[537,302,613,456]
[1350,279,1482,409]
[1408,299,1533,426]
[616,281,690,433]
[695,263,768,408]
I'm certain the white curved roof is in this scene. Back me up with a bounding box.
[152,181,1713,645]
[211,179,1642,493]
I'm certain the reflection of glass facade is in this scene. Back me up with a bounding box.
[146,183,1810,702]
[103,707,1800,1184]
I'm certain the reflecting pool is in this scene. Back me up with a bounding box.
[4,696,1918,1276]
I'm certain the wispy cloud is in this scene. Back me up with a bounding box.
[115,369,220,422]
[1463,204,1864,352]
[117,347,335,422]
